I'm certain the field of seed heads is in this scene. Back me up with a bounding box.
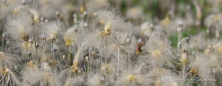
[0,0,221,86]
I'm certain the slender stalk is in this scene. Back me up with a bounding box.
[100,38,103,66]
[182,64,186,79]
[92,19,94,32]
[53,45,61,71]
[128,44,130,72]
[87,60,90,72]
[105,36,107,64]
[51,41,54,58]
[1,36,5,52]
[68,45,71,66]
[2,3,6,51]
[178,32,182,49]
[188,39,190,60]
[25,41,28,60]
[32,24,39,63]
[190,74,193,86]
[117,44,120,78]
[88,47,91,76]
[2,3,6,35]
[42,40,45,54]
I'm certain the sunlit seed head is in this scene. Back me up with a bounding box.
[155,79,161,86]
[13,8,19,14]
[1,67,9,76]
[77,70,82,74]
[152,50,162,57]
[100,20,104,25]
[80,5,85,13]
[104,22,112,35]
[217,46,222,53]
[189,69,198,76]
[49,62,58,67]
[180,57,188,66]
[135,51,141,55]
[158,69,165,73]
[163,15,170,26]
[127,75,136,81]
[172,82,178,86]
[71,63,79,72]
[180,52,188,65]
[197,14,201,20]
[29,9,39,22]
[22,42,31,50]
[27,61,35,69]
[213,14,219,22]
[65,39,72,46]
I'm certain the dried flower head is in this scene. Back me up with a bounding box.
[22,71,62,86]
[0,52,19,68]
[116,66,152,86]
[97,8,124,35]
[63,27,77,46]
[40,54,57,67]
[41,20,64,40]
[6,10,33,41]
[145,31,173,67]
[0,67,20,85]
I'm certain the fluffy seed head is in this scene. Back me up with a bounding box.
[152,50,162,58]
[6,10,33,41]
[41,20,64,39]
[97,8,124,35]
[64,27,77,46]
[127,75,136,81]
